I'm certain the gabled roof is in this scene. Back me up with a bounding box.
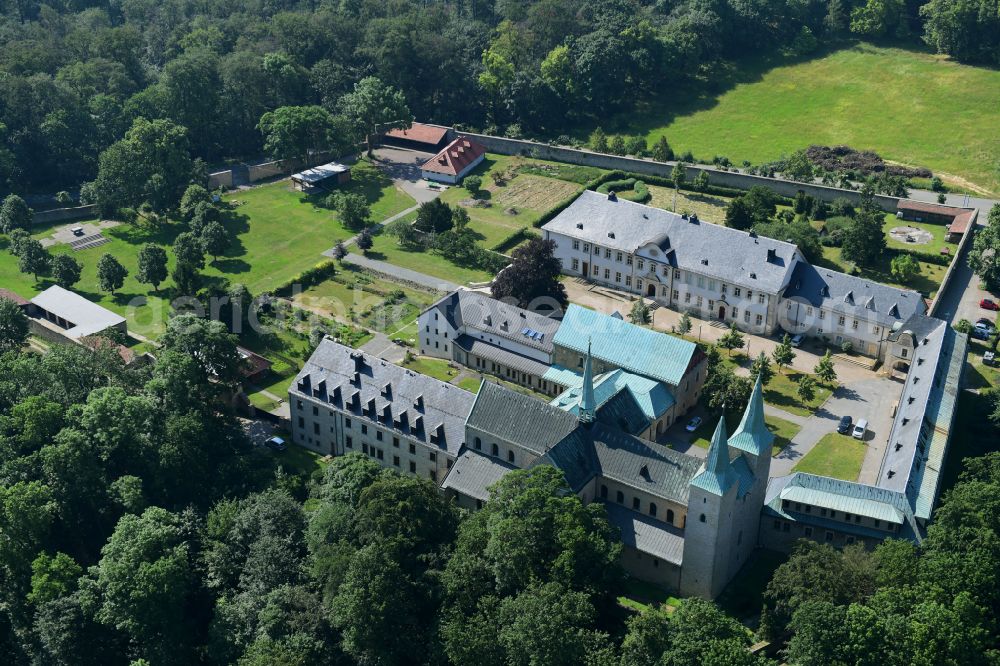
[691,415,739,495]
[291,339,475,456]
[542,191,799,293]
[603,503,685,565]
[30,285,126,339]
[421,137,486,176]
[553,304,697,386]
[441,451,516,501]
[466,381,579,454]
[728,375,773,457]
[782,262,925,326]
[550,368,675,426]
[424,290,559,354]
[766,473,911,525]
[384,122,449,146]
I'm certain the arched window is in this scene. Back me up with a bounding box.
[491,443,499,456]
[616,490,624,504]
[667,509,675,524]
[600,485,608,499]
[699,513,706,523]
[507,450,514,463]
[649,503,657,517]
[632,497,640,510]
[474,437,481,450]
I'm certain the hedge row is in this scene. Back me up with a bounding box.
[595,178,651,203]
[491,226,537,253]
[886,246,952,266]
[272,260,338,296]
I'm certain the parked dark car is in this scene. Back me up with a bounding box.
[837,415,853,435]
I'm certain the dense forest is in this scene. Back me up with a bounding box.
[0,304,999,664]
[0,0,997,197]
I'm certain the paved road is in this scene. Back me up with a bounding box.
[933,237,996,326]
[360,332,407,364]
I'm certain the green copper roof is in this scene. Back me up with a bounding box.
[553,305,697,386]
[728,375,774,457]
[691,414,738,495]
[579,339,596,424]
[550,369,676,423]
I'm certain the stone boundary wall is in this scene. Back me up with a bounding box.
[444,129,907,212]
[33,204,99,225]
[929,208,979,318]
[209,150,341,189]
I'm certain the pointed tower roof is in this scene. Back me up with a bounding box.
[690,411,738,495]
[579,339,596,425]
[728,374,775,457]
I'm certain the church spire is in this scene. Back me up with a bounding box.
[579,339,596,425]
[690,408,738,495]
[729,374,774,457]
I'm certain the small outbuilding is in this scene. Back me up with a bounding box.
[382,123,450,152]
[291,162,351,191]
[420,137,486,184]
[895,200,975,243]
[30,285,127,340]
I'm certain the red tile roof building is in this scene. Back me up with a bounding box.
[420,137,486,184]
[895,200,976,241]
[383,123,449,150]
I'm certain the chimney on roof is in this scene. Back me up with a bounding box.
[750,272,757,279]
[701,258,708,265]
[607,231,615,239]
[690,214,699,223]
[382,404,392,422]
[766,248,777,262]
[608,191,618,202]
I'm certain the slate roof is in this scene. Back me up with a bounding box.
[878,317,948,493]
[690,415,739,495]
[543,190,799,293]
[782,262,925,326]
[441,451,516,501]
[291,339,475,456]
[30,285,126,339]
[425,290,560,354]
[589,424,702,503]
[594,388,651,436]
[466,381,579,454]
[454,335,551,377]
[421,137,486,177]
[554,304,696,386]
[603,503,685,565]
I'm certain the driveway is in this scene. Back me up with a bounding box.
[360,332,407,364]
[370,147,443,203]
[770,376,898,480]
[933,238,996,327]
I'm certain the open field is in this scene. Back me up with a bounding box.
[792,432,866,480]
[441,154,594,250]
[0,162,413,340]
[367,213,494,285]
[610,43,1000,196]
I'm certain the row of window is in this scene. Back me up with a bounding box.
[781,500,898,532]
[472,436,516,464]
[772,520,859,545]
[599,484,678,524]
[785,303,883,336]
[359,442,441,480]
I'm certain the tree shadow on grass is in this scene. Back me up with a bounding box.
[213,258,251,274]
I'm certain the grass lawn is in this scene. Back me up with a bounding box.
[367,219,494,285]
[690,412,801,456]
[221,162,415,294]
[964,339,1000,390]
[292,264,441,338]
[0,161,414,341]
[647,185,733,223]
[401,355,463,383]
[792,432,866,481]
[441,154,584,250]
[457,376,484,392]
[607,42,1000,195]
[617,578,683,613]
[817,246,946,299]
[882,213,950,255]
[764,370,833,418]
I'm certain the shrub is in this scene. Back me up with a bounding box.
[595,178,651,203]
[840,340,854,354]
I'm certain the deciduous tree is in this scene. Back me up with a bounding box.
[96,253,128,295]
[0,297,29,354]
[51,254,82,289]
[338,77,411,155]
[0,194,32,233]
[18,238,51,282]
[491,237,568,309]
[136,244,168,292]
